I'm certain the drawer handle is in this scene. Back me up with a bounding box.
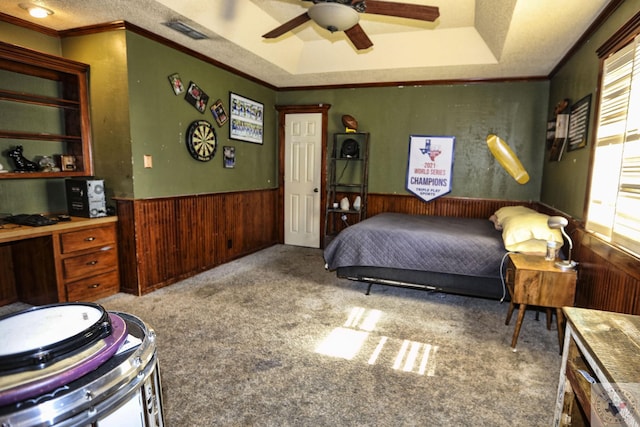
[86,260,98,266]
[88,283,101,289]
[84,237,96,241]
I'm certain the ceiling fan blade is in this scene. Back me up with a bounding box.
[364,1,439,22]
[262,12,312,38]
[344,24,373,50]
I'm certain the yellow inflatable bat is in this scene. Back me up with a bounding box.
[486,134,530,184]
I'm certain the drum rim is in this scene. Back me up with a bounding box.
[0,312,160,427]
[0,313,128,407]
[0,302,112,372]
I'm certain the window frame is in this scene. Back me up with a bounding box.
[584,12,640,257]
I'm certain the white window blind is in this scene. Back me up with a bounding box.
[586,35,640,257]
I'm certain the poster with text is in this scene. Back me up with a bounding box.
[406,135,455,202]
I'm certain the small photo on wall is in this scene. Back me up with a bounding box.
[223,146,235,168]
[168,73,184,95]
[185,81,209,113]
[211,99,228,127]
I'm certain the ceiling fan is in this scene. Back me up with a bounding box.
[262,0,440,51]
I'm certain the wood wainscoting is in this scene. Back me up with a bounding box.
[115,189,279,296]
[367,194,536,218]
[112,189,640,315]
[572,229,640,314]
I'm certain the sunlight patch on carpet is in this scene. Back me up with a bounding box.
[315,306,438,376]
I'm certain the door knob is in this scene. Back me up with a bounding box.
[314,188,319,193]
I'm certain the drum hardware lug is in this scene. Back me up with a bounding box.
[133,356,142,368]
[84,390,94,401]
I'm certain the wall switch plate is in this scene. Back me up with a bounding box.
[144,155,153,168]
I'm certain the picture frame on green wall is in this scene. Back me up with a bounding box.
[223,146,235,168]
[168,73,184,95]
[229,92,263,144]
[211,99,228,126]
[567,94,591,152]
[185,81,209,113]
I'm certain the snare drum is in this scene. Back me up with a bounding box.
[0,307,164,427]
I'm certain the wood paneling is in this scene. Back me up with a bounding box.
[115,189,278,296]
[367,194,535,218]
[114,189,640,315]
[0,245,17,305]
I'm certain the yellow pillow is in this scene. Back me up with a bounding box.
[494,205,537,227]
[501,212,563,252]
[507,239,549,255]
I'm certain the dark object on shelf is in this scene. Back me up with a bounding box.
[7,146,39,172]
[3,214,58,227]
[340,138,360,158]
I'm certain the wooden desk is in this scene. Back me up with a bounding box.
[0,216,119,306]
[554,307,640,426]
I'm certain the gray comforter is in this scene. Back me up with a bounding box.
[324,213,506,278]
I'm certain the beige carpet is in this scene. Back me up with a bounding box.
[2,244,562,426]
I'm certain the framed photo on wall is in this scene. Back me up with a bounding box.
[210,99,228,127]
[223,146,235,168]
[229,92,263,144]
[567,94,592,151]
[185,81,209,114]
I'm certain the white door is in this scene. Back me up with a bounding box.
[284,113,323,247]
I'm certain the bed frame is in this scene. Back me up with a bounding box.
[337,266,507,300]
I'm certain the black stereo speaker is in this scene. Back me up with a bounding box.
[340,138,359,159]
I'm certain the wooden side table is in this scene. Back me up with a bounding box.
[504,253,577,352]
[553,307,640,426]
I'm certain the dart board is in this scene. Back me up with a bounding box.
[186,120,217,162]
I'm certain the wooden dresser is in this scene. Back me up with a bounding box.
[0,216,119,306]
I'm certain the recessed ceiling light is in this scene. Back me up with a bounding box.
[19,3,54,19]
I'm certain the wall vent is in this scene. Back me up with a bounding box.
[162,21,209,40]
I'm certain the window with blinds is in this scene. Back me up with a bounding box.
[586,34,640,257]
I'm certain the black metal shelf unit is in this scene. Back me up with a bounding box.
[324,132,369,245]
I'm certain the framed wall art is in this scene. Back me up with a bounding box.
[223,146,235,168]
[185,81,209,113]
[210,99,228,127]
[168,73,184,95]
[229,92,263,144]
[567,94,592,152]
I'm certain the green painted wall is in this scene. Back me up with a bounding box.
[61,30,133,201]
[278,81,549,201]
[543,0,640,219]
[124,32,277,198]
[0,26,278,214]
[0,21,60,55]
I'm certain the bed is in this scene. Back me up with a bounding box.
[323,208,564,300]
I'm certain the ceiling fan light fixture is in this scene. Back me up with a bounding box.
[308,3,359,33]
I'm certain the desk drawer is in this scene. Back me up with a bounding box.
[63,248,117,281]
[66,270,119,302]
[60,226,116,254]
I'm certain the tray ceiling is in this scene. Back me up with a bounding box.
[0,0,612,88]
